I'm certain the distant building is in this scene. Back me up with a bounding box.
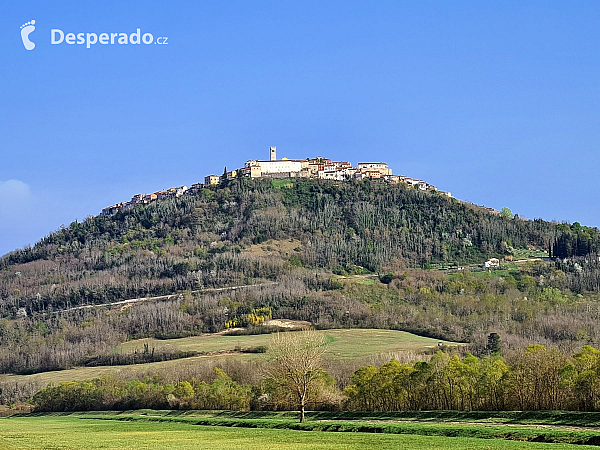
[244,157,307,175]
[205,175,220,185]
[142,193,157,203]
[358,162,392,176]
[131,194,144,204]
[318,168,356,181]
[240,165,262,178]
[484,258,500,268]
[175,186,188,197]
[101,201,129,215]
[364,170,382,179]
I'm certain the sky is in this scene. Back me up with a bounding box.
[1,1,600,256]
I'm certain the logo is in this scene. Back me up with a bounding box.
[19,20,168,50]
[51,29,168,48]
[20,20,36,50]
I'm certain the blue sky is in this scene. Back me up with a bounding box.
[1,1,600,256]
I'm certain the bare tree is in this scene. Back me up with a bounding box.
[268,329,327,422]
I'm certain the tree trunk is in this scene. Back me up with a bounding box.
[300,402,305,423]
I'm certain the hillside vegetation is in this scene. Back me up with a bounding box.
[2,179,600,382]
[3,177,598,316]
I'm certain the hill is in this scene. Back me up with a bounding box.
[2,178,600,378]
[3,177,597,316]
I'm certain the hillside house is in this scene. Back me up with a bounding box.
[205,175,220,185]
[484,258,500,268]
[358,162,392,176]
[239,164,262,178]
[364,170,382,179]
[174,186,188,197]
[142,193,157,203]
[318,167,357,181]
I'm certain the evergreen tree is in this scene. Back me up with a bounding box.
[486,332,501,355]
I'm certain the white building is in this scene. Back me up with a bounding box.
[358,162,392,176]
[484,258,500,268]
[317,168,357,181]
[244,151,308,175]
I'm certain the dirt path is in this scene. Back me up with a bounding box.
[40,281,279,315]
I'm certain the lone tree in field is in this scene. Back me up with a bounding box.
[268,329,327,423]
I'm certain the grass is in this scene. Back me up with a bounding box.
[271,179,294,189]
[117,328,460,360]
[5,352,255,385]
[354,278,375,285]
[3,413,600,449]
[102,409,600,427]
[6,329,462,385]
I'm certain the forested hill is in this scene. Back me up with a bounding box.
[1,178,599,315]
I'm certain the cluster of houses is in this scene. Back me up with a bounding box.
[101,185,191,215]
[102,146,451,215]
[206,147,450,194]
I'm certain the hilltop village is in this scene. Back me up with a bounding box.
[102,146,451,215]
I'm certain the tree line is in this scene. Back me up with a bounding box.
[28,343,600,414]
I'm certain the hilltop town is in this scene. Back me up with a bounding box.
[102,146,451,215]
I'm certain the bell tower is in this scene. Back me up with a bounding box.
[270,146,276,161]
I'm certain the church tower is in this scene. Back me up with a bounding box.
[270,146,276,161]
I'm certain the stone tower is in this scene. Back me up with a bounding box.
[270,146,276,161]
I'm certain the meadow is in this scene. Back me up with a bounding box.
[7,329,460,385]
[2,412,600,449]
[118,328,459,358]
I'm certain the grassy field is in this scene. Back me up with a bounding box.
[101,409,600,427]
[6,329,461,386]
[2,414,599,450]
[0,411,593,450]
[4,352,253,385]
[118,328,461,358]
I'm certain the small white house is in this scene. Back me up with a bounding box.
[484,258,500,268]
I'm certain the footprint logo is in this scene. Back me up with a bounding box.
[20,20,36,50]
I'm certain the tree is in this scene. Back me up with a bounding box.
[500,207,513,219]
[267,330,327,422]
[486,332,501,355]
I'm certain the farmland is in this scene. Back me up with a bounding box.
[2,412,600,449]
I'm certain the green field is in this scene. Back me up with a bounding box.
[2,414,598,450]
[6,329,460,385]
[118,328,460,358]
[4,351,252,386]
